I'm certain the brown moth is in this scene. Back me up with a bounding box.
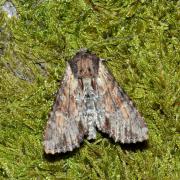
[44,49,148,154]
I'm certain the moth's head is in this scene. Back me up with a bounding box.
[69,49,100,78]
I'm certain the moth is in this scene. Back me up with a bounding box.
[44,49,148,154]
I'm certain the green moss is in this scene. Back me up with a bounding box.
[0,0,179,179]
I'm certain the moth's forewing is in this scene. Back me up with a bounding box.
[95,61,148,143]
[43,64,87,154]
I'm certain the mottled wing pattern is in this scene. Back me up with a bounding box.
[44,64,87,154]
[95,61,148,143]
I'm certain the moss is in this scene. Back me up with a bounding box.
[0,0,179,179]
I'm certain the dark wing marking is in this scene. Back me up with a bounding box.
[95,61,148,143]
[43,64,88,154]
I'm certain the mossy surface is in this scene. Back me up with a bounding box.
[0,0,179,179]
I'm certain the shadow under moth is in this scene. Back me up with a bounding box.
[44,49,148,154]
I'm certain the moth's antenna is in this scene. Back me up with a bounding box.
[100,58,106,62]
[79,48,88,52]
[78,48,92,54]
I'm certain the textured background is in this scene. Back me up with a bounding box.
[0,0,179,179]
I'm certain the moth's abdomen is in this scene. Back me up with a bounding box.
[82,78,98,140]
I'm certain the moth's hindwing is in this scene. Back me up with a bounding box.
[43,64,87,154]
[95,61,148,143]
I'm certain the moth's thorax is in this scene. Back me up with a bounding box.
[77,58,96,78]
[69,52,99,78]
[82,78,93,88]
